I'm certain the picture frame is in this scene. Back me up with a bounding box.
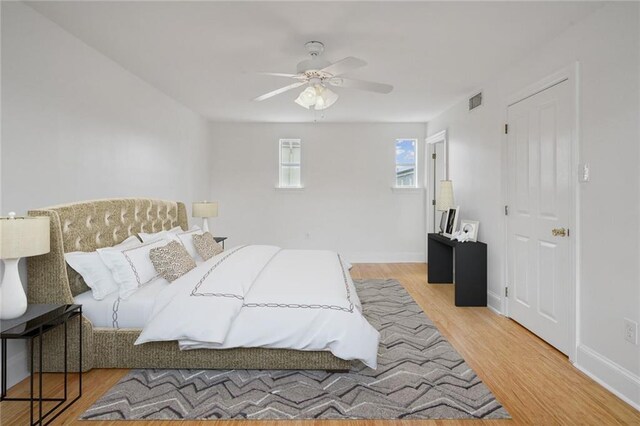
[460,220,480,242]
[442,206,460,237]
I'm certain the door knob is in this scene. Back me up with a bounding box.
[552,227,567,237]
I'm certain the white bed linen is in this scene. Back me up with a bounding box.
[74,278,170,328]
[65,235,140,301]
[135,245,380,368]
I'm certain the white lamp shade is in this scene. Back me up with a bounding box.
[314,86,338,110]
[0,215,50,259]
[295,85,339,110]
[436,180,455,211]
[294,86,317,109]
[192,201,218,218]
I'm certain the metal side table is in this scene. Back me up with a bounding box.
[214,236,227,249]
[1,304,82,425]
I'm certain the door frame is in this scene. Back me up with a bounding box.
[502,63,580,362]
[425,130,449,234]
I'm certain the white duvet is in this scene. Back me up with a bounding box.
[135,245,380,368]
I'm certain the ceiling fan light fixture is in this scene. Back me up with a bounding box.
[294,86,317,109]
[294,84,339,111]
[253,41,393,107]
[314,96,326,110]
[294,96,311,109]
[315,86,338,110]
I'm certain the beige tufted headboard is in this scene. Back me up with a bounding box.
[27,198,188,303]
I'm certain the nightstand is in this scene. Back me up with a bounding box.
[1,304,82,425]
[214,236,227,249]
[427,233,487,306]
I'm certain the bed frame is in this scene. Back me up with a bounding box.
[27,198,350,372]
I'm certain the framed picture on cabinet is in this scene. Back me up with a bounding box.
[460,220,480,242]
[442,206,460,238]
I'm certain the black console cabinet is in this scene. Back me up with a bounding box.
[427,233,487,307]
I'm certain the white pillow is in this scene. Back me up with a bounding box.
[138,226,183,243]
[66,252,116,300]
[64,236,140,300]
[97,238,168,300]
[175,227,205,260]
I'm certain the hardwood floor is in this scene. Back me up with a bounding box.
[1,263,638,425]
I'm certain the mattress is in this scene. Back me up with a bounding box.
[74,278,169,329]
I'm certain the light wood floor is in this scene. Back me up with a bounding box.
[1,263,639,425]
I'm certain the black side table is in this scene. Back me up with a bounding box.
[214,236,227,249]
[427,233,487,306]
[1,304,82,426]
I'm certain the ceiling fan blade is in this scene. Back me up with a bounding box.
[258,72,305,79]
[329,77,393,94]
[320,56,367,76]
[253,82,306,102]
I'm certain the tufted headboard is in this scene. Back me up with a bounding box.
[27,198,188,303]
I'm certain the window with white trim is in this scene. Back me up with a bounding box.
[279,139,302,188]
[395,139,418,187]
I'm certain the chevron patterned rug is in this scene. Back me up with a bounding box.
[81,279,509,420]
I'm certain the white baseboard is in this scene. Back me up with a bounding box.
[347,252,425,263]
[487,290,503,314]
[575,344,640,411]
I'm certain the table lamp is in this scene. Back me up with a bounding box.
[192,201,218,232]
[0,212,50,319]
[435,180,454,234]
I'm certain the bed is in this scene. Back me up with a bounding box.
[27,198,365,373]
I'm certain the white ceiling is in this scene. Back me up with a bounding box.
[28,1,602,122]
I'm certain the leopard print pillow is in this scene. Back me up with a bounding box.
[149,240,196,282]
[192,232,224,261]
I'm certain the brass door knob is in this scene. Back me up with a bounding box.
[552,227,567,237]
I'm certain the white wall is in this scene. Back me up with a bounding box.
[427,3,640,408]
[0,2,211,387]
[209,123,426,263]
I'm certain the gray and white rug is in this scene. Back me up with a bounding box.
[81,279,509,420]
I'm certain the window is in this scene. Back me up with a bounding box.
[279,139,302,188]
[395,139,418,187]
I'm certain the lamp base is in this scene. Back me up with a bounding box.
[0,258,28,320]
[202,219,210,233]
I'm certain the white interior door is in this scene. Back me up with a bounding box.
[506,79,572,354]
[433,143,446,230]
[426,140,446,233]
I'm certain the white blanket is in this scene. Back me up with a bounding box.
[135,245,380,368]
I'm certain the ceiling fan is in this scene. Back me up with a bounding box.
[253,41,393,110]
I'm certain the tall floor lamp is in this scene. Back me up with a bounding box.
[192,201,218,233]
[436,180,454,234]
[0,213,50,319]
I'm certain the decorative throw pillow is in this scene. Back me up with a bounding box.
[149,241,197,282]
[192,232,224,261]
